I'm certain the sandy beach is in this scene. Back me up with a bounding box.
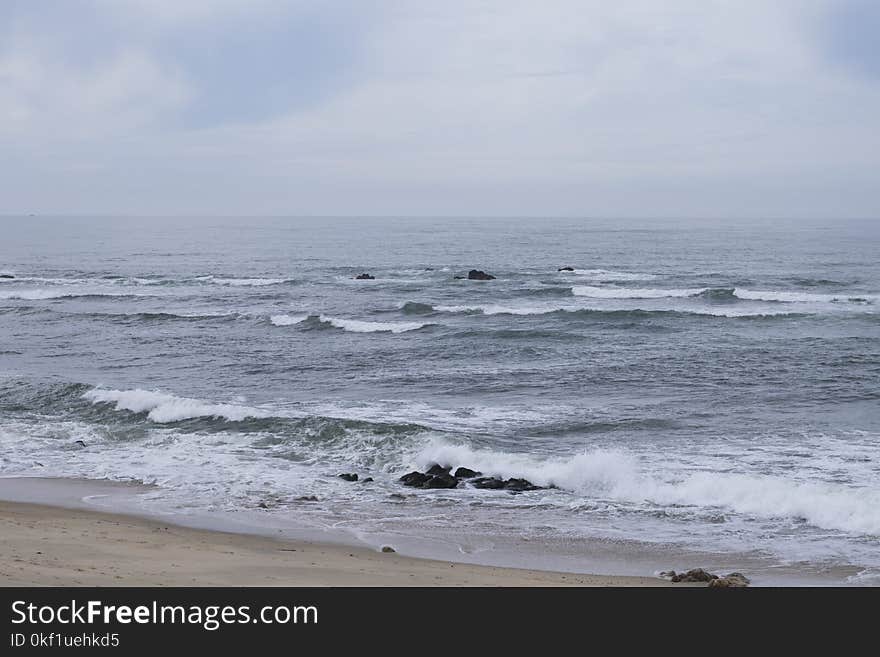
[0,498,675,587]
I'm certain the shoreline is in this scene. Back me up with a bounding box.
[0,496,673,587]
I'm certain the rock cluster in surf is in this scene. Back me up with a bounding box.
[398,464,544,492]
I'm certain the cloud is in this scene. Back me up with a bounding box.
[0,1,878,216]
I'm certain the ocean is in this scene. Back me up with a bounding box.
[1,216,878,584]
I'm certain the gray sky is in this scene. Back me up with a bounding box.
[1,0,879,218]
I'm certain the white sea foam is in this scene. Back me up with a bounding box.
[435,304,556,316]
[733,288,874,304]
[566,269,657,281]
[572,286,705,299]
[413,442,880,536]
[269,314,309,326]
[211,277,289,287]
[0,289,146,300]
[318,316,430,333]
[83,388,270,423]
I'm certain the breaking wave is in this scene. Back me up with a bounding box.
[316,316,432,333]
[83,388,272,423]
[413,442,880,536]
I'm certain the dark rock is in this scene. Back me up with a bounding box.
[74,440,87,447]
[424,473,458,489]
[426,464,452,476]
[504,478,540,492]
[670,568,718,583]
[338,473,359,482]
[0,274,14,279]
[381,545,396,553]
[708,572,750,588]
[354,273,375,280]
[471,477,506,490]
[400,471,431,487]
[296,495,319,502]
[454,467,481,478]
[361,477,374,483]
[467,269,496,281]
[557,266,575,272]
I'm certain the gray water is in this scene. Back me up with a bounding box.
[1,216,878,584]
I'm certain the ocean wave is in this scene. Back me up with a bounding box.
[572,286,705,299]
[733,288,874,304]
[400,301,436,315]
[431,302,799,319]
[569,285,874,304]
[562,268,657,281]
[0,289,151,300]
[316,315,431,333]
[269,314,310,326]
[198,276,292,287]
[412,442,880,536]
[83,388,273,423]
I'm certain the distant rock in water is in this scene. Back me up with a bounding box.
[454,467,481,478]
[467,269,496,280]
[0,274,14,279]
[338,473,359,482]
[558,266,575,272]
[354,273,375,280]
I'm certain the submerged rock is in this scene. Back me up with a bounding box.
[296,495,319,502]
[424,473,458,489]
[338,473,359,482]
[0,274,14,279]
[467,269,496,281]
[504,478,541,492]
[557,266,575,272]
[354,273,375,280]
[454,467,481,479]
[471,477,506,490]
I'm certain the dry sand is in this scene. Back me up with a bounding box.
[0,500,673,587]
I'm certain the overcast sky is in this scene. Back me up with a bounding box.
[1,0,879,218]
